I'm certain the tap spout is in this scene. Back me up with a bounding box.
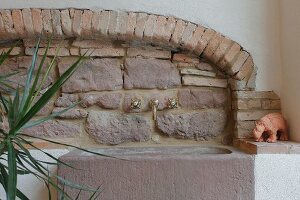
[150,99,159,121]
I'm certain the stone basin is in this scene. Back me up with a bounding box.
[58,146,254,200]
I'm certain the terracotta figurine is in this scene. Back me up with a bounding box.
[253,113,288,143]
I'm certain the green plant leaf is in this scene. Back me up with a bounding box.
[7,140,17,200]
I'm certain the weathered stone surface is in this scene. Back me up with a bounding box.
[194,28,215,55]
[218,42,241,70]
[55,93,79,107]
[157,110,226,140]
[152,16,176,43]
[31,9,43,35]
[195,62,214,71]
[203,33,223,59]
[17,56,52,71]
[24,39,69,48]
[124,58,180,89]
[72,39,112,48]
[58,58,123,93]
[211,37,232,63]
[51,10,63,37]
[0,47,21,55]
[170,20,186,45]
[25,47,70,56]
[183,25,205,50]
[180,68,216,77]
[123,90,177,112]
[12,9,25,36]
[135,13,148,39]
[125,12,137,39]
[143,14,157,41]
[81,10,93,37]
[80,47,125,57]
[233,91,279,99]
[52,107,88,119]
[228,51,249,75]
[182,76,228,88]
[70,47,80,55]
[86,111,151,145]
[235,110,280,121]
[173,53,199,64]
[180,22,197,47]
[232,100,261,110]
[262,100,281,110]
[23,120,81,138]
[1,10,16,38]
[60,9,73,36]
[72,9,82,37]
[107,11,118,37]
[98,10,110,35]
[22,8,34,36]
[178,88,227,109]
[80,93,122,109]
[127,47,171,59]
[234,56,254,81]
[42,9,52,36]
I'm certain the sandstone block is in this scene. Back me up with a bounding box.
[72,9,82,37]
[60,9,73,36]
[81,10,93,37]
[0,12,6,38]
[143,14,157,41]
[183,25,205,51]
[135,13,148,39]
[22,8,34,36]
[178,88,227,109]
[195,62,214,71]
[181,22,197,47]
[72,39,112,48]
[218,42,241,70]
[107,11,118,37]
[262,100,281,110]
[58,58,122,93]
[55,93,79,107]
[98,11,110,35]
[233,91,279,100]
[152,16,176,44]
[234,56,254,81]
[1,10,16,38]
[12,9,25,37]
[42,9,53,36]
[156,110,226,140]
[228,50,249,75]
[194,28,215,56]
[170,20,186,45]
[51,10,63,37]
[173,53,199,64]
[70,47,80,56]
[125,12,137,39]
[0,47,22,55]
[124,58,181,89]
[202,33,223,60]
[25,47,70,56]
[211,37,232,64]
[127,47,171,59]
[52,107,88,119]
[23,120,81,138]
[182,76,228,88]
[180,68,216,77]
[235,110,280,121]
[80,93,122,109]
[80,47,125,57]
[31,9,43,35]
[86,111,151,145]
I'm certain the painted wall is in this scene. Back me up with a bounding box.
[280,0,300,142]
[0,0,282,95]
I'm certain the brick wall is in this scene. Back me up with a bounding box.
[0,9,281,147]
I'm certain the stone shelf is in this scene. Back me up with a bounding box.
[234,139,300,154]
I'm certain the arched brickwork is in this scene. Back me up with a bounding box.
[0,9,255,90]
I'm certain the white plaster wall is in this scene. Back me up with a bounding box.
[0,0,282,95]
[280,0,300,142]
[255,155,300,200]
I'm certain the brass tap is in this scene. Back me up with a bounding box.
[130,98,142,109]
[150,99,159,121]
[167,97,178,109]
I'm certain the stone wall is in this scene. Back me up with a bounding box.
[0,8,282,147]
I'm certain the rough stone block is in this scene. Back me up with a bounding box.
[60,9,73,36]
[12,9,25,37]
[180,68,216,77]
[58,58,123,93]
[52,107,88,119]
[86,111,151,145]
[80,47,125,57]
[55,93,79,107]
[157,110,226,140]
[42,9,53,36]
[51,10,63,37]
[127,47,171,59]
[170,20,187,45]
[22,8,34,36]
[182,76,228,88]
[135,13,148,40]
[233,91,280,100]
[194,28,215,56]
[183,25,205,51]
[23,120,81,138]
[124,58,181,89]
[178,88,227,109]
[173,53,199,64]
[80,92,122,109]
[262,100,281,110]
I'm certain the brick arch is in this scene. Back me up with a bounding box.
[0,9,256,90]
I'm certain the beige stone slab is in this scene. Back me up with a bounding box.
[80,47,125,57]
[182,76,227,88]
[234,110,280,121]
[127,47,171,59]
[180,68,216,77]
[233,91,280,99]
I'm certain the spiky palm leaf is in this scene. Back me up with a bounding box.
[0,39,105,200]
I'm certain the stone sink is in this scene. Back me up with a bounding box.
[58,146,254,200]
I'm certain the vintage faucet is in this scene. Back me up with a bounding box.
[150,99,159,121]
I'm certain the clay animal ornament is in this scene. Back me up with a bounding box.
[253,113,288,143]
